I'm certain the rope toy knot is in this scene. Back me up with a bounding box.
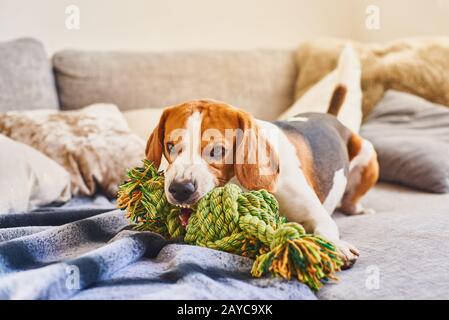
[270,223,305,249]
[117,160,343,291]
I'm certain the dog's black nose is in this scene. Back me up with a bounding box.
[168,181,196,202]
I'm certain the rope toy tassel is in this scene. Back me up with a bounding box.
[117,160,344,291]
[250,223,343,291]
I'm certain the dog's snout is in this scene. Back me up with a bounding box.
[168,181,196,202]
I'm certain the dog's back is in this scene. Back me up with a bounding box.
[273,113,352,203]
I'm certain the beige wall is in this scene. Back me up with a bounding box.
[0,0,354,54]
[0,0,448,54]
[351,0,449,42]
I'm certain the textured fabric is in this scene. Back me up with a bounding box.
[0,200,315,300]
[319,183,449,299]
[0,104,145,197]
[2,183,449,299]
[52,49,297,120]
[118,163,342,291]
[280,45,362,133]
[0,134,71,214]
[123,108,164,141]
[294,37,449,118]
[361,90,449,193]
[0,38,58,112]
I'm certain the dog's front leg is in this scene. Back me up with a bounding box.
[275,184,359,268]
[304,208,359,268]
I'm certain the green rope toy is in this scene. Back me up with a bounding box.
[117,160,343,291]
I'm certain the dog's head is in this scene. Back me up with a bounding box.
[145,100,279,223]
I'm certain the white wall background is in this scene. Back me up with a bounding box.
[0,0,354,54]
[0,0,448,54]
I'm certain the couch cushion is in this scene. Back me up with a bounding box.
[52,49,297,120]
[319,183,449,299]
[0,38,59,112]
[0,134,71,213]
[122,108,164,141]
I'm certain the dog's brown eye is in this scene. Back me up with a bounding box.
[166,142,175,154]
[210,145,226,159]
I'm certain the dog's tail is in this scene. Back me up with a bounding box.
[328,84,347,116]
[327,45,362,132]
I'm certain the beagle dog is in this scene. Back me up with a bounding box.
[145,87,379,267]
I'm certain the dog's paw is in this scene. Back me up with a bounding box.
[340,203,375,216]
[334,240,360,269]
[360,207,375,215]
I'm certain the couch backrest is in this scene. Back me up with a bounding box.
[0,38,59,112]
[53,49,297,120]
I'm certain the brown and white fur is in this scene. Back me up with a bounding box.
[145,91,378,268]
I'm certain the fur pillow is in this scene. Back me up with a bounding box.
[0,104,145,197]
[295,37,449,119]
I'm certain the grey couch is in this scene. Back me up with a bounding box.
[1,38,449,299]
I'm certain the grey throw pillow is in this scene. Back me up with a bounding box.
[0,38,58,112]
[361,90,449,193]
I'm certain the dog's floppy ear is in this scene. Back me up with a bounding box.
[234,111,279,192]
[145,110,169,169]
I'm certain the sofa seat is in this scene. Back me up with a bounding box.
[319,183,449,299]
